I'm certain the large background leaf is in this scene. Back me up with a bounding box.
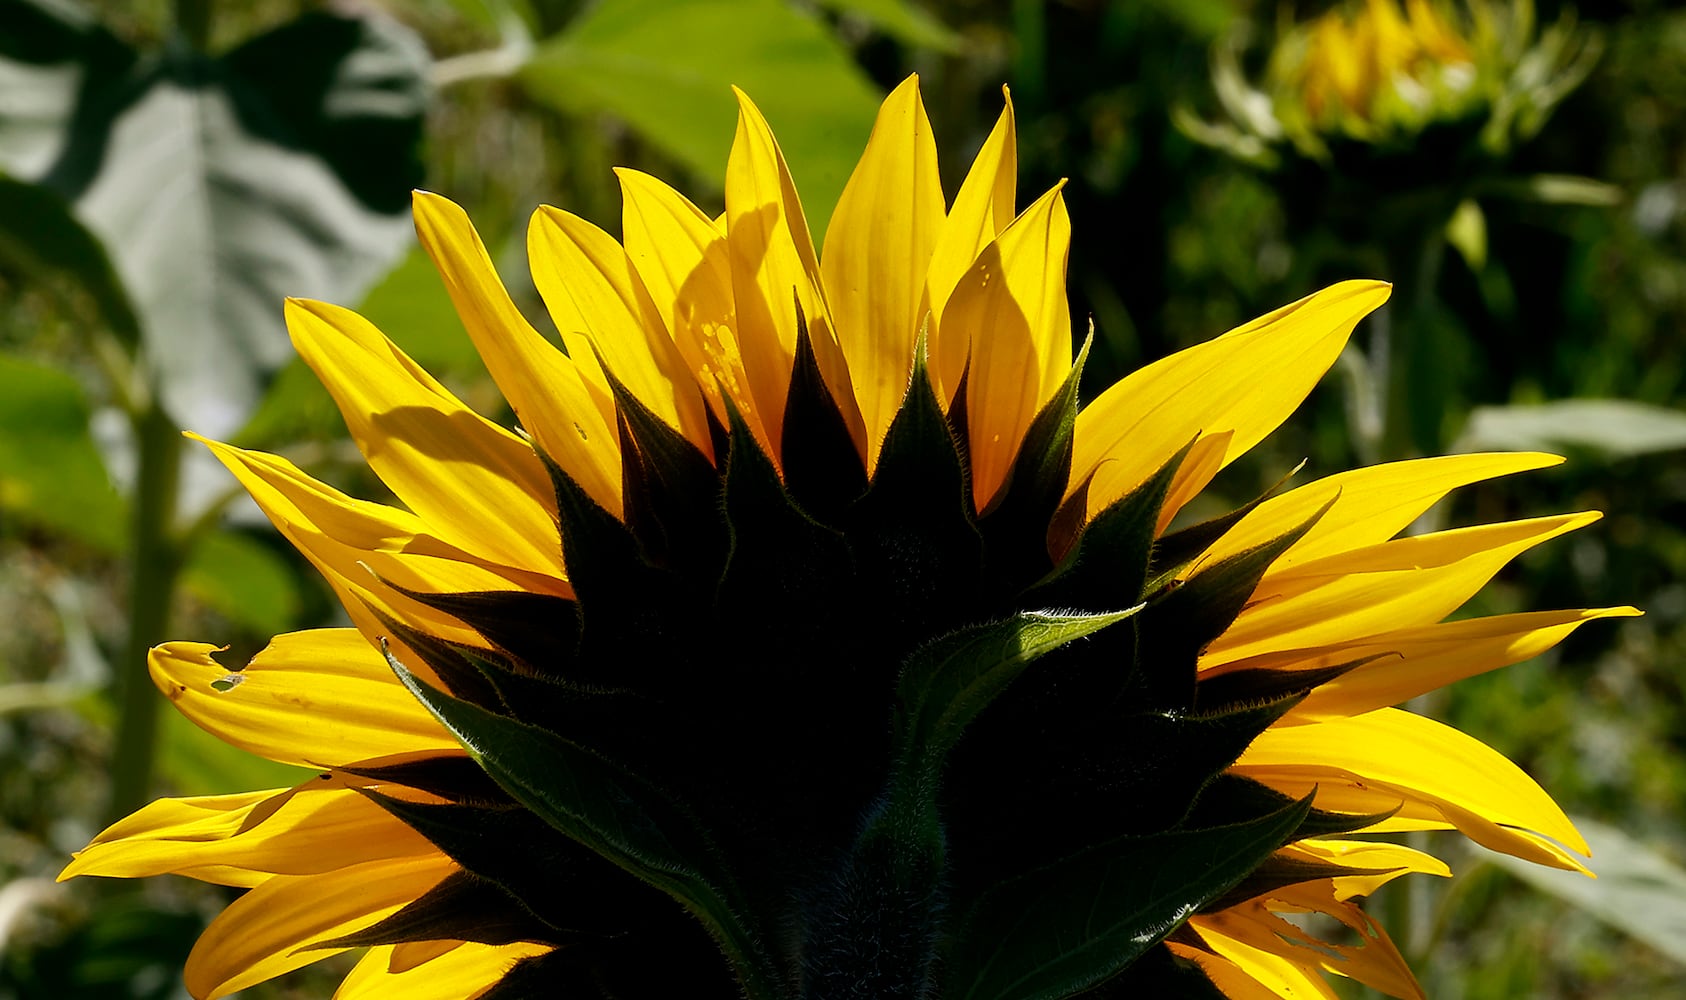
[0,1,428,437]
[519,0,882,235]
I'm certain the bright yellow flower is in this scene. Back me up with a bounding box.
[64,76,1636,999]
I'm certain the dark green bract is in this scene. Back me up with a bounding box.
[349,316,1376,998]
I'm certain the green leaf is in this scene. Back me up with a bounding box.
[1489,173,1623,207]
[813,0,962,52]
[1454,399,1686,459]
[0,175,138,341]
[1486,815,1686,968]
[945,795,1312,1000]
[2,8,430,436]
[384,652,782,999]
[519,0,881,235]
[897,610,1139,772]
[178,530,301,636]
[0,353,124,552]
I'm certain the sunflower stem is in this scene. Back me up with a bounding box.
[105,400,184,825]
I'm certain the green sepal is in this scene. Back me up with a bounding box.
[781,297,868,525]
[335,752,512,806]
[942,793,1313,1000]
[354,789,675,936]
[1187,775,1401,839]
[846,330,983,645]
[1145,460,1305,593]
[1069,941,1228,999]
[1026,439,1193,613]
[537,447,694,688]
[975,331,1092,583]
[313,870,559,950]
[1192,653,1393,716]
[1132,495,1335,711]
[895,610,1141,777]
[377,584,580,678]
[374,610,505,711]
[595,349,730,580]
[715,393,858,646]
[382,649,781,999]
[801,611,1141,996]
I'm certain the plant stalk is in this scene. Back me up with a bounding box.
[104,401,184,825]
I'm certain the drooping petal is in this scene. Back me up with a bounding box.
[947,184,1074,509]
[925,90,1017,399]
[1203,512,1602,665]
[1163,942,1296,1000]
[1234,707,1590,867]
[184,853,457,999]
[146,631,458,768]
[1195,883,1424,999]
[194,436,561,649]
[1187,452,1564,575]
[1072,280,1390,518]
[411,191,623,516]
[1183,922,1342,999]
[61,789,280,887]
[333,941,554,999]
[820,74,945,468]
[1283,838,1451,898]
[1222,606,1643,721]
[284,298,563,578]
[527,206,714,459]
[62,779,437,885]
[724,89,865,461]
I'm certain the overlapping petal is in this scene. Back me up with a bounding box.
[184,853,458,999]
[334,941,554,999]
[1072,280,1390,518]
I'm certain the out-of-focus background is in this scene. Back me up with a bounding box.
[0,0,1682,996]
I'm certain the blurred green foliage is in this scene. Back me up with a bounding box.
[0,0,1682,997]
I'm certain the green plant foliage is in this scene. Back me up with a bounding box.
[0,0,429,437]
[519,0,882,235]
[1455,399,1686,458]
[0,354,124,550]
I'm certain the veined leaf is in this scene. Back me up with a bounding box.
[945,795,1312,1000]
[0,4,429,436]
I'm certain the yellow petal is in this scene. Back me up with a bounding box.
[185,853,456,999]
[1283,838,1451,898]
[334,941,553,1000]
[62,779,437,885]
[411,191,623,516]
[1234,707,1590,864]
[925,90,1016,399]
[527,205,714,459]
[1185,920,1342,999]
[195,435,560,647]
[820,74,945,470]
[1187,452,1564,577]
[1232,607,1643,721]
[284,298,563,579]
[1163,942,1292,1000]
[387,939,462,975]
[725,88,866,461]
[947,183,1073,509]
[147,630,458,768]
[62,788,279,886]
[1203,512,1601,665]
[1199,883,1424,999]
[1157,430,1233,533]
[1072,281,1390,518]
[616,168,771,449]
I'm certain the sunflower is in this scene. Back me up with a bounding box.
[63,75,1636,999]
